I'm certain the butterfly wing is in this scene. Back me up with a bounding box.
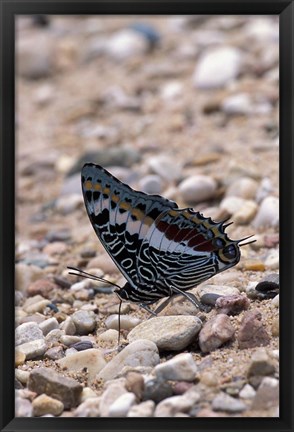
[81,163,178,286]
[138,207,240,293]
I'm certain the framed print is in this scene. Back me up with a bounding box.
[0,1,293,432]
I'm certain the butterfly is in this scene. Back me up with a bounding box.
[69,163,254,318]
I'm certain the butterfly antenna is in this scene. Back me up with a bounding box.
[118,299,122,348]
[237,235,256,247]
[67,266,121,289]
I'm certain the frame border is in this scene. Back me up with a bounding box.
[0,1,293,431]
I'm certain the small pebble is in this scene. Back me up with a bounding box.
[264,250,279,270]
[243,259,265,272]
[60,317,76,335]
[247,348,275,377]
[15,369,30,385]
[128,316,202,351]
[73,397,101,417]
[215,294,250,315]
[271,294,279,308]
[154,386,200,417]
[27,279,58,298]
[98,329,119,343]
[97,340,160,382]
[226,177,259,200]
[15,321,44,346]
[15,350,26,366]
[138,175,162,194]
[147,155,182,182]
[154,353,197,382]
[99,380,127,417]
[238,311,270,349]
[239,384,256,399]
[57,349,106,383]
[28,367,83,409]
[105,314,142,331]
[108,392,136,417]
[193,46,242,89]
[15,397,32,417]
[44,346,64,360]
[253,196,279,228]
[39,317,59,336]
[32,394,64,417]
[17,339,47,360]
[198,314,235,353]
[143,378,173,403]
[127,400,155,417]
[125,372,144,401]
[252,377,279,410]
[178,175,217,203]
[199,284,240,300]
[212,392,246,413]
[72,310,96,335]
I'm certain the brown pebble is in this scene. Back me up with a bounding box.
[15,349,26,366]
[199,314,235,353]
[237,311,270,349]
[125,372,145,401]
[271,317,279,337]
[243,260,265,271]
[27,279,58,298]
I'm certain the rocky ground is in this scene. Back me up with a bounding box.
[15,15,279,418]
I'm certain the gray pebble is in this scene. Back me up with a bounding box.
[106,29,149,60]
[138,175,162,194]
[128,316,202,351]
[99,379,127,416]
[154,353,197,382]
[15,322,44,346]
[212,392,247,413]
[252,377,279,410]
[72,310,96,335]
[60,317,76,335]
[198,284,240,300]
[105,314,142,331]
[39,317,59,336]
[15,397,32,417]
[45,329,65,344]
[247,348,275,377]
[44,346,65,360]
[60,335,81,347]
[17,339,47,360]
[143,378,173,403]
[193,46,242,89]
[127,400,155,417]
[108,392,136,417]
[239,384,256,399]
[57,349,106,383]
[147,155,182,182]
[98,340,160,382]
[17,34,54,79]
[253,196,279,228]
[178,175,217,203]
[73,397,101,417]
[28,367,83,409]
[154,386,200,417]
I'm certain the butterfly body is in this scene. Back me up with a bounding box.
[81,163,242,308]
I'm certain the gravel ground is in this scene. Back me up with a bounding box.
[15,15,279,418]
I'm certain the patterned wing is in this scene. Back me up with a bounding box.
[81,163,178,286]
[138,207,240,293]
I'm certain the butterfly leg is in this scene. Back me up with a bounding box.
[139,303,157,316]
[168,285,211,313]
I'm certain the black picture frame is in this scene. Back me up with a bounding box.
[0,1,293,431]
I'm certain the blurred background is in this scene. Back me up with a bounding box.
[15,15,279,274]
